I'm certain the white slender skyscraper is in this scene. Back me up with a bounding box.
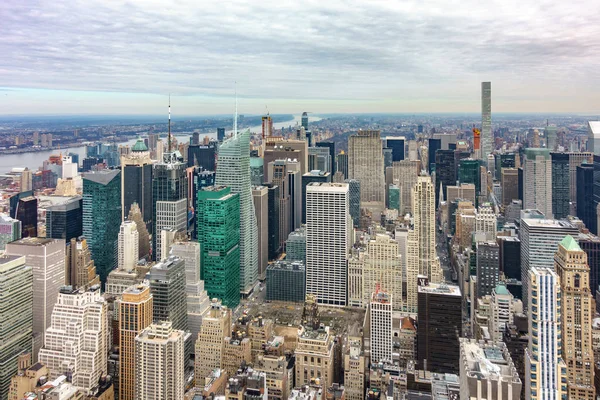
[118,220,139,271]
[481,82,492,158]
[215,128,259,295]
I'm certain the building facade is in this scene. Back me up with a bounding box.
[348,130,385,212]
[523,149,553,219]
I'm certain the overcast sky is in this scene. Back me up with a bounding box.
[1,0,599,115]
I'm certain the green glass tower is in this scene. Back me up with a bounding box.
[83,169,121,284]
[388,184,400,212]
[197,186,240,308]
[458,158,481,194]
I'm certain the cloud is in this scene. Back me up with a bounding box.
[0,0,599,114]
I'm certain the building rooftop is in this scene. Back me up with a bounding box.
[494,283,510,296]
[83,169,120,185]
[560,235,582,252]
[8,237,55,246]
[589,121,600,135]
[460,339,520,383]
[131,137,149,152]
[418,282,461,297]
[267,260,305,271]
[521,218,576,229]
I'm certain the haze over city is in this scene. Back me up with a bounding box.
[1,0,600,115]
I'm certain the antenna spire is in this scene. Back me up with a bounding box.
[234,82,238,137]
[168,94,172,152]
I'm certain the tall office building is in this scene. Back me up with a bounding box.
[458,158,481,194]
[5,238,65,361]
[169,241,210,345]
[127,202,150,260]
[520,218,578,309]
[577,164,595,233]
[118,220,139,271]
[83,169,121,283]
[266,184,281,259]
[369,288,393,364]
[217,127,225,142]
[135,321,185,400]
[476,241,499,297]
[250,157,264,186]
[501,168,519,206]
[475,203,497,241]
[152,151,188,262]
[148,256,188,331]
[263,140,308,182]
[0,214,20,251]
[523,148,553,218]
[44,196,83,242]
[117,284,153,400]
[197,186,240,308]
[0,255,32,400]
[270,160,292,247]
[121,137,153,229]
[481,82,492,158]
[427,138,441,174]
[348,130,386,212]
[306,182,350,306]
[301,170,331,223]
[554,236,595,399]
[215,129,259,295]
[337,151,348,179]
[65,237,100,290]
[316,141,336,174]
[195,299,232,382]
[187,142,216,170]
[386,136,405,162]
[568,152,593,206]
[392,160,419,215]
[550,152,570,219]
[525,267,567,400]
[345,179,360,227]
[588,121,600,156]
[435,149,456,206]
[38,286,108,393]
[301,112,309,130]
[252,186,269,280]
[417,281,462,374]
[362,234,403,311]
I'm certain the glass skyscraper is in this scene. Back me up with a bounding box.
[215,129,258,295]
[551,152,570,219]
[83,169,121,284]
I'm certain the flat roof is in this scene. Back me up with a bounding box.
[418,282,461,296]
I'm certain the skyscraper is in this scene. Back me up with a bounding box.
[128,202,150,260]
[197,186,240,308]
[0,214,20,251]
[117,284,153,400]
[0,255,32,400]
[501,168,519,206]
[118,220,139,271]
[5,238,65,360]
[337,151,348,179]
[523,148,553,218]
[348,130,386,213]
[83,169,121,283]
[301,112,309,130]
[301,170,331,223]
[152,152,188,262]
[195,299,231,382]
[551,152,570,219]
[148,256,188,332]
[525,267,567,400]
[252,186,269,280]
[38,286,108,393]
[345,179,360,227]
[65,237,100,290]
[362,234,403,311]
[458,158,481,194]
[392,160,419,215]
[44,195,83,242]
[554,236,595,399]
[266,184,281,260]
[306,182,350,306]
[569,152,593,207]
[121,137,153,230]
[187,142,216,170]
[316,141,336,174]
[476,241,499,297]
[481,81,492,158]
[577,164,595,233]
[369,288,393,364]
[215,129,259,295]
[435,149,456,206]
[386,136,405,162]
[427,138,441,174]
[135,321,185,400]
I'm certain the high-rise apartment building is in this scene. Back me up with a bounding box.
[481,82,492,158]
[0,214,20,251]
[148,256,188,332]
[197,186,240,308]
[520,218,578,309]
[117,284,153,400]
[83,169,121,283]
[343,337,366,400]
[38,286,108,394]
[152,152,188,262]
[135,321,185,400]
[550,152,570,219]
[5,238,65,360]
[523,148,553,218]
[369,288,393,364]
[118,220,139,271]
[555,236,595,399]
[306,182,350,306]
[0,255,31,400]
[525,267,567,400]
[252,186,269,280]
[195,299,232,382]
[348,130,385,212]
[65,237,100,290]
[215,129,259,295]
[121,137,153,230]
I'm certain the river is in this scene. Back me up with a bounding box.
[0,114,321,172]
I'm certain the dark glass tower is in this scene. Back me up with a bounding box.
[386,137,405,162]
[82,169,121,284]
[121,138,153,230]
[187,143,216,170]
[217,127,225,142]
[428,138,441,174]
[336,152,348,179]
[458,159,481,194]
[316,142,336,175]
[346,179,360,228]
[45,196,83,242]
[435,149,456,206]
[148,256,188,330]
[266,184,280,260]
[577,163,595,233]
[551,152,570,219]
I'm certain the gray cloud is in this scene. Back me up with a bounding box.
[0,0,599,113]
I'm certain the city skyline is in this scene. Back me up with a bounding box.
[1,1,600,115]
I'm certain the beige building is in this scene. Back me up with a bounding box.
[222,336,252,376]
[395,317,417,368]
[8,356,47,400]
[65,237,100,290]
[501,168,519,206]
[195,299,232,383]
[248,317,274,360]
[117,221,139,271]
[475,203,497,242]
[117,284,153,400]
[254,337,292,400]
[348,130,386,213]
[135,321,185,400]
[361,234,402,311]
[391,160,420,215]
[343,336,365,400]
[555,236,595,399]
[446,183,476,206]
[295,325,335,390]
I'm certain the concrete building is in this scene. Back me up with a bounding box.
[555,236,595,399]
[392,160,419,215]
[65,237,100,290]
[489,283,522,343]
[361,234,403,311]
[475,203,497,242]
[117,284,153,400]
[7,358,48,400]
[254,342,293,400]
[501,168,519,207]
[306,183,351,306]
[343,337,365,400]
[295,325,335,390]
[525,267,567,400]
[459,339,522,400]
[5,238,65,360]
[0,214,20,251]
[222,336,252,376]
[38,286,108,394]
[476,241,499,298]
[446,183,477,206]
[568,152,593,205]
[195,299,232,383]
[370,289,393,364]
[148,256,188,332]
[266,260,306,303]
[127,202,150,260]
[481,82,492,158]
[348,130,386,213]
[588,121,600,156]
[0,255,32,400]
[135,321,185,400]
[253,186,269,280]
[523,149,552,219]
[118,221,139,271]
